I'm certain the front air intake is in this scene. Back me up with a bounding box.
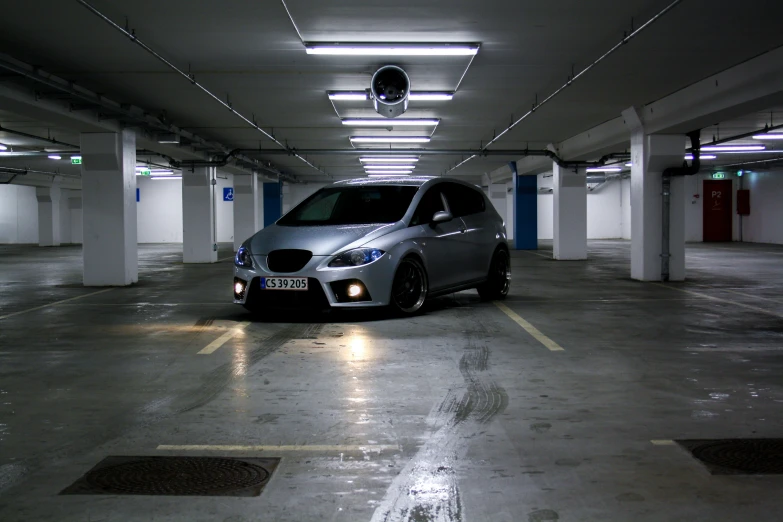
[266,249,313,273]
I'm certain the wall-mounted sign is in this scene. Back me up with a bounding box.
[223,187,234,201]
[712,173,726,179]
[139,169,151,176]
[71,157,82,165]
[136,188,140,202]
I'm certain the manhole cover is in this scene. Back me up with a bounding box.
[61,456,280,496]
[677,439,783,475]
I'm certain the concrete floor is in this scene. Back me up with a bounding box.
[1,240,782,521]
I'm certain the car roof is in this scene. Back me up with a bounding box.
[331,176,434,187]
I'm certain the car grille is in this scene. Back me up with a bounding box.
[266,249,313,273]
[245,277,330,310]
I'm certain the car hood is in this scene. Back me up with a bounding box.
[248,222,403,256]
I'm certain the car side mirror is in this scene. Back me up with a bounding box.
[431,211,453,227]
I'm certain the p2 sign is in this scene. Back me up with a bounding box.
[223,187,234,202]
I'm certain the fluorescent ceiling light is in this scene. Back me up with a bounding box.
[625,163,633,167]
[365,170,413,175]
[151,176,182,180]
[150,169,174,174]
[328,92,368,101]
[408,92,454,101]
[586,167,621,172]
[47,155,62,160]
[305,43,479,56]
[368,174,411,177]
[342,119,439,126]
[0,144,7,151]
[363,165,416,170]
[685,154,716,160]
[71,155,82,160]
[329,91,453,101]
[700,145,765,152]
[752,133,783,140]
[350,136,430,143]
[360,157,419,163]
[720,150,782,154]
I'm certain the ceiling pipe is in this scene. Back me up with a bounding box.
[689,122,783,151]
[0,55,290,181]
[661,130,701,282]
[447,0,684,174]
[0,125,78,149]
[74,0,326,179]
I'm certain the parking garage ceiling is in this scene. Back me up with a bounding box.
[1,0,783,181]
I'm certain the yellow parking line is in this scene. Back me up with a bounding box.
[197,322,251,354]
[493,301,565,351]
[652,283,783,319]
[0,288,114,321]
[650,440,676,446]
[157,444,400,452]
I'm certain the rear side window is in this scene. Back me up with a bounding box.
[442,182,485,217]
[410,186,446,226]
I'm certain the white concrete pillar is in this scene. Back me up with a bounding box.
[255,174,265,231]
[553,163,587,260]
[36,183,61,246]
[80,130,138,286]
[182,166,217,263]
[628,131,685,281]
[232,173,258,251]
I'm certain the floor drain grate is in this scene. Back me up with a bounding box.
[61,456,280,496]
[676,439,783,475]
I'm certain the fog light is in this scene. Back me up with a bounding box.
[347,284,363,297]
[234,282,245,294]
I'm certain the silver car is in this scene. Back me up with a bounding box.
[233,176,510,315]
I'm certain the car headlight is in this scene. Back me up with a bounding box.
[235,246,253,268]
[328,248,385,268]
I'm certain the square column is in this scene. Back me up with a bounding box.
[81,130,138,286]
[255,174,265,232]
[232,173,258,251]
[553,163,586,260]
[628,132,685,281]
[36,184,61,246]
[182,166,217,263]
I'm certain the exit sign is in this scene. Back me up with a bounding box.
[71,157,82,165]
[139,169,151,176]
[712,173,726,179]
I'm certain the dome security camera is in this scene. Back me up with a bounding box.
[371,66,410,118]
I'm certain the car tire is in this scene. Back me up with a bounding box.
[477,248,511,301]
[390,257,428,315]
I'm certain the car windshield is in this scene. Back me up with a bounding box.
[277,185,419,226]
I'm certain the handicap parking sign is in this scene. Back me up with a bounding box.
[223,187,234,201]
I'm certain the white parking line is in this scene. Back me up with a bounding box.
[650,440,676,446]
[494,301,565,351]
[0,288,115,321]
[157,444,400,452]
[197,322,251,354]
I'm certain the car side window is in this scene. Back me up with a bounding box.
[442,183,486,218]
[410,187,445,226]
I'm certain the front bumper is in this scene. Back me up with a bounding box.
[233,253,396,309]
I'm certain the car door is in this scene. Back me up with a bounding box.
[410,185,474,291]
[441,182,495,282]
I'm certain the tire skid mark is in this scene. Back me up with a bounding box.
[372,309,507,522]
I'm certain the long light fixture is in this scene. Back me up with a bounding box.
[368,173,411,177]
[150,169,175,174]
[752,133,783,140]
[685,154,716,160]
[365,170,413,175]
[408,92,454,101]
[364,165,416,170]
[360,157,419,163]
[351,136,430,143]
[47,155,62,160]
[0,144,7,151]
[306,43,479,56]
[342,119,439,126]
[699,145,765,152]
[586,167,622,173]
[151,176,182,180]
[329,91,453,101]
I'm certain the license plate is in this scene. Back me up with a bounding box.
[261,277,308,291]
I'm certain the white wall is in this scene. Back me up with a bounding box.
[136,176,183,243]
[742,170,783,245]
[0,184,38,243]
[587,179,623,239]
[214,173,234,243]
[621,177,631,239]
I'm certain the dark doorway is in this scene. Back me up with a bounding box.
[703,179,733,242]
